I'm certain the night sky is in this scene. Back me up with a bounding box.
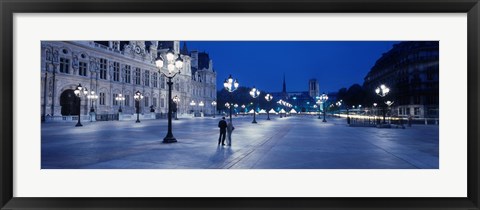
[184,41,400,93]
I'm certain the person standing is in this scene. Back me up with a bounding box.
[218,117,227,145]
[226,120,235,146]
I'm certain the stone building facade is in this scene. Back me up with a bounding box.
[41,41,217,120]
[363,41,439,119]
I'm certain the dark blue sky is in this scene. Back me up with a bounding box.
[184,41,399,93]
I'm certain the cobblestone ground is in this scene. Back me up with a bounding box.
[41,115,439,169]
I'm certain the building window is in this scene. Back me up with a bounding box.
[125,95,130,106]
[144,97,149,107]
[99,92,105,105]
[175,83,179,91]
[160,98,165,108]
[113,62,120,81]
[414,107,420,116]
[99,58,107,80]
[59,58,70,73]
[152,73,158,88]
[124,65,131,83]
[112,93,118,106]
[79,61,87,76]
[144,70,150,87]
[135,68,141,85]
[160,74,165,89]
[406,108,410,116]
[153,97,157,107]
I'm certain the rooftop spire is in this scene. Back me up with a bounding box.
[181,42,189,55]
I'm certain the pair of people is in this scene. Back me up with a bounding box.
[218,117,234,146]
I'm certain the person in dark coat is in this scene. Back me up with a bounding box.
[218,117,228,145]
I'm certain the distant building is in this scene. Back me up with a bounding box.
[41,41,216,121]
[363,41,439,119]
[270,74,324,112]
[308,79,319,98]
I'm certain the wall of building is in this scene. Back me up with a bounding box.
[41,41,216,118]
[363,41,439,118]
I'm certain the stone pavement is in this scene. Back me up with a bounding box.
[41,115,439,169]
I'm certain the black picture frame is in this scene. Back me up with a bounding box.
[1,0,479,209]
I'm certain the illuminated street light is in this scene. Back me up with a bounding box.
[249,86,260,124]
[375,84,391,124]
[211,100,217,118]
[223,74,239,122]
[133,90,143,123]
[155,49,183,143]
[264,93,273,120]
[73,84,88,127]
[199,101,204,117]
[173,95,180,120]
[115,94,125,113]
[319,93,329,122]
[87,91,98,113]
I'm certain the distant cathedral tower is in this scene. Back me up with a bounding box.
[282,73,288,99]
[309,79,319,98]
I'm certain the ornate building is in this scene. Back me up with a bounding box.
[41,41,217,121]
[363,41,439,119]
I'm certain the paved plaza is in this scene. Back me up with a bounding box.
[41,115,439,169]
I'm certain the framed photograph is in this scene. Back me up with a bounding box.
[1,0,479,209]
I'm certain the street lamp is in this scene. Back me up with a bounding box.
[199,101,204,117]
[225,102,230,115]
[190,100,196,115]
[223,74,239,122]
[211,100,217,118]
[155,50,183,143]
[241,104,246,116]
[87,91,98,113]
[336,101,342,116]
[73,83,88,127]
[375,84,390,124]
[264,93,273,120]
[134,90,143,123]
[319,93,329,122]
[249,86,260,124]
[173,95,180,120]
[315,99,322,119]
[233,103,238,116]
[115,94,125,113]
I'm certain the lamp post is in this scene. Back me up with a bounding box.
[249,86,260,124]
[233,103,238,116]
[319,93,329,122]
[385,100,395,124]
[265,93,273,120]
[155,50,183,143]
[241,104,246,116]
[73,83,88,127]
[115,94,125,113]
[277,99,284,118]
[211,101,217,118]
[315,99,322,119]
[223,75,239,122]
[375,84,390,124]
[336,101,342,116]
[173,95,180,120]
[190,100,196,116]
[373,103,378,124]
[87,91,98,113]
[134,90,143,123]
[225,102,231,118]
[199,101,204,117]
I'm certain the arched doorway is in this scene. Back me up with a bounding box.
[60,89,79,116]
